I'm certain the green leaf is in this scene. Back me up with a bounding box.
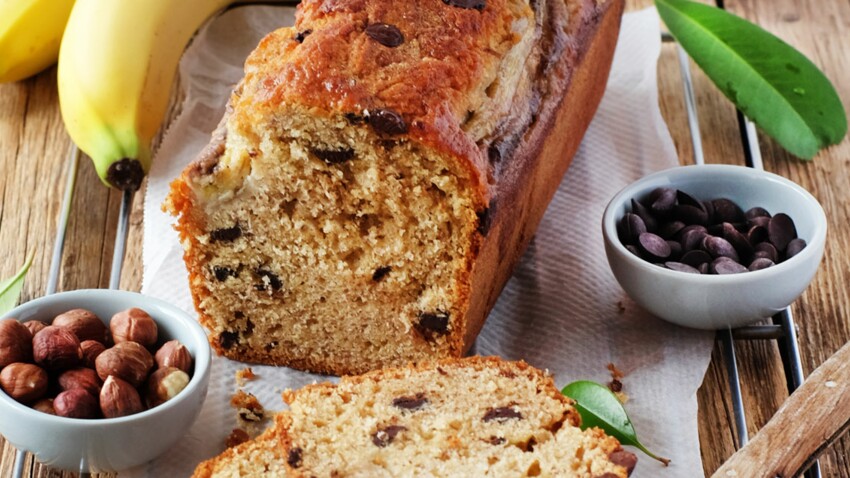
[0,254,34,315]
[656,0,847,159]
[562,380,670,465]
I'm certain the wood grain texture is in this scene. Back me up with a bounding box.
[713,340,850,478]
[0,1,849,477]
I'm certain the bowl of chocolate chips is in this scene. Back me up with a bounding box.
[602,164,826,329]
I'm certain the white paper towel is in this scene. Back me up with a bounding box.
[136,6,714,477]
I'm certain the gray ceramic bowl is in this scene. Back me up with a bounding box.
[0,289,211,472]
[602,165,826,329]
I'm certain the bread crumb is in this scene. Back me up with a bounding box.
[226,428,251,448]
[607,363,629,403]
[236,367,256,386]
[231,390,266,424]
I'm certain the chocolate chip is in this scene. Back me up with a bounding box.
[675,204,709,226]
[637,233,670,262]
[664,262,700,274]
[712,198,745,223]
[294,30,311,43]
[747,224,768,245]
[344,112,364,124]
[721,222,753,262]
[768,213,797,252]
[649,188,677,218]
[487,143,503,165]
[483,406,523,422]
[414,311,449,340]
[666,240,682,261]
[287,447,303,468]
[711,257,748,274]
[372,266,392,282]
[658,221,685,240]
[256,269,283,291]
[679,227,707,252]
[442,0,485,10]
[371,425,406,447]
[745,206,771,220]
[210,225,242,242]
[365,23,404,47]
[609,449,638,474]
[630,199,657,233]
[703,235,740,262]
[748,258,775,271]
[786,238,807,258]
[618,213,646,245]
[477,203,494,236]
[754,242,778,263]
[487,436,506,445]
[392,393,428,410]
[680,249,711,268]
[676,190,702,208]
[312,147,355,164]
[368,109,408,135]
[219,331,238,350]
[213,266,237,281]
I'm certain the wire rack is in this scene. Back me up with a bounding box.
[8,12,823,478]
[662,30,821,477]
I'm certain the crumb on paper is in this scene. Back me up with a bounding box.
[226,428,251,448]
[607,363,629,404]
[231,389,266,424]
[236,367,256,386]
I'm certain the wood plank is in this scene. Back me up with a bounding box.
[724,0,850,474]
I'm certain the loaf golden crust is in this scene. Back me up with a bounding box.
[167,0,624,374]
[192,357,636,477]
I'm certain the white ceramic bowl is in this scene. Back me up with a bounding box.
[602,165,826,329]
[0,289,211,472]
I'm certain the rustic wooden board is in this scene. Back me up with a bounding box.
[0,1,848,476]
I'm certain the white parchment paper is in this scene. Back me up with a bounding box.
[135,6,714,477]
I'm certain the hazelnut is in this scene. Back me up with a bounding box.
[154,340,193,373]
[58,367,103,397]
[0,318,33,368]
[32,397,55,415]
[80,340,107,368]
[109,308,157,347]
[95,341,153,387]
[53,309,109,344]
[24,320,47,337]
[54,388,100,419]
[0,363,48,403]
[145,367,190,407]
[100,375,144,418]
[32,326,82,370]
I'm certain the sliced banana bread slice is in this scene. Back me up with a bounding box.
[193,357,637,477]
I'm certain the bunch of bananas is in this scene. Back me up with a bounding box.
[1,0,285,190]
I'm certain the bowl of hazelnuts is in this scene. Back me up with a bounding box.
[0,289,211,472]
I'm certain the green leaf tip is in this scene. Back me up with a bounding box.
[0,253,34,316]
[656,0,847,159]
[561,380,670,466]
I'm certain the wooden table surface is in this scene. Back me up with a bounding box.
[1,0,848,476]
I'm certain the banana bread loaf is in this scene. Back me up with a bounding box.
[166,0,624,374]
[193,357,637,477]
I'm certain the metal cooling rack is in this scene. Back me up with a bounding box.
[663,30,821,477]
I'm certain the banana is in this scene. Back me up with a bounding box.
[0,0,75,83]
[58,0,251,190]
